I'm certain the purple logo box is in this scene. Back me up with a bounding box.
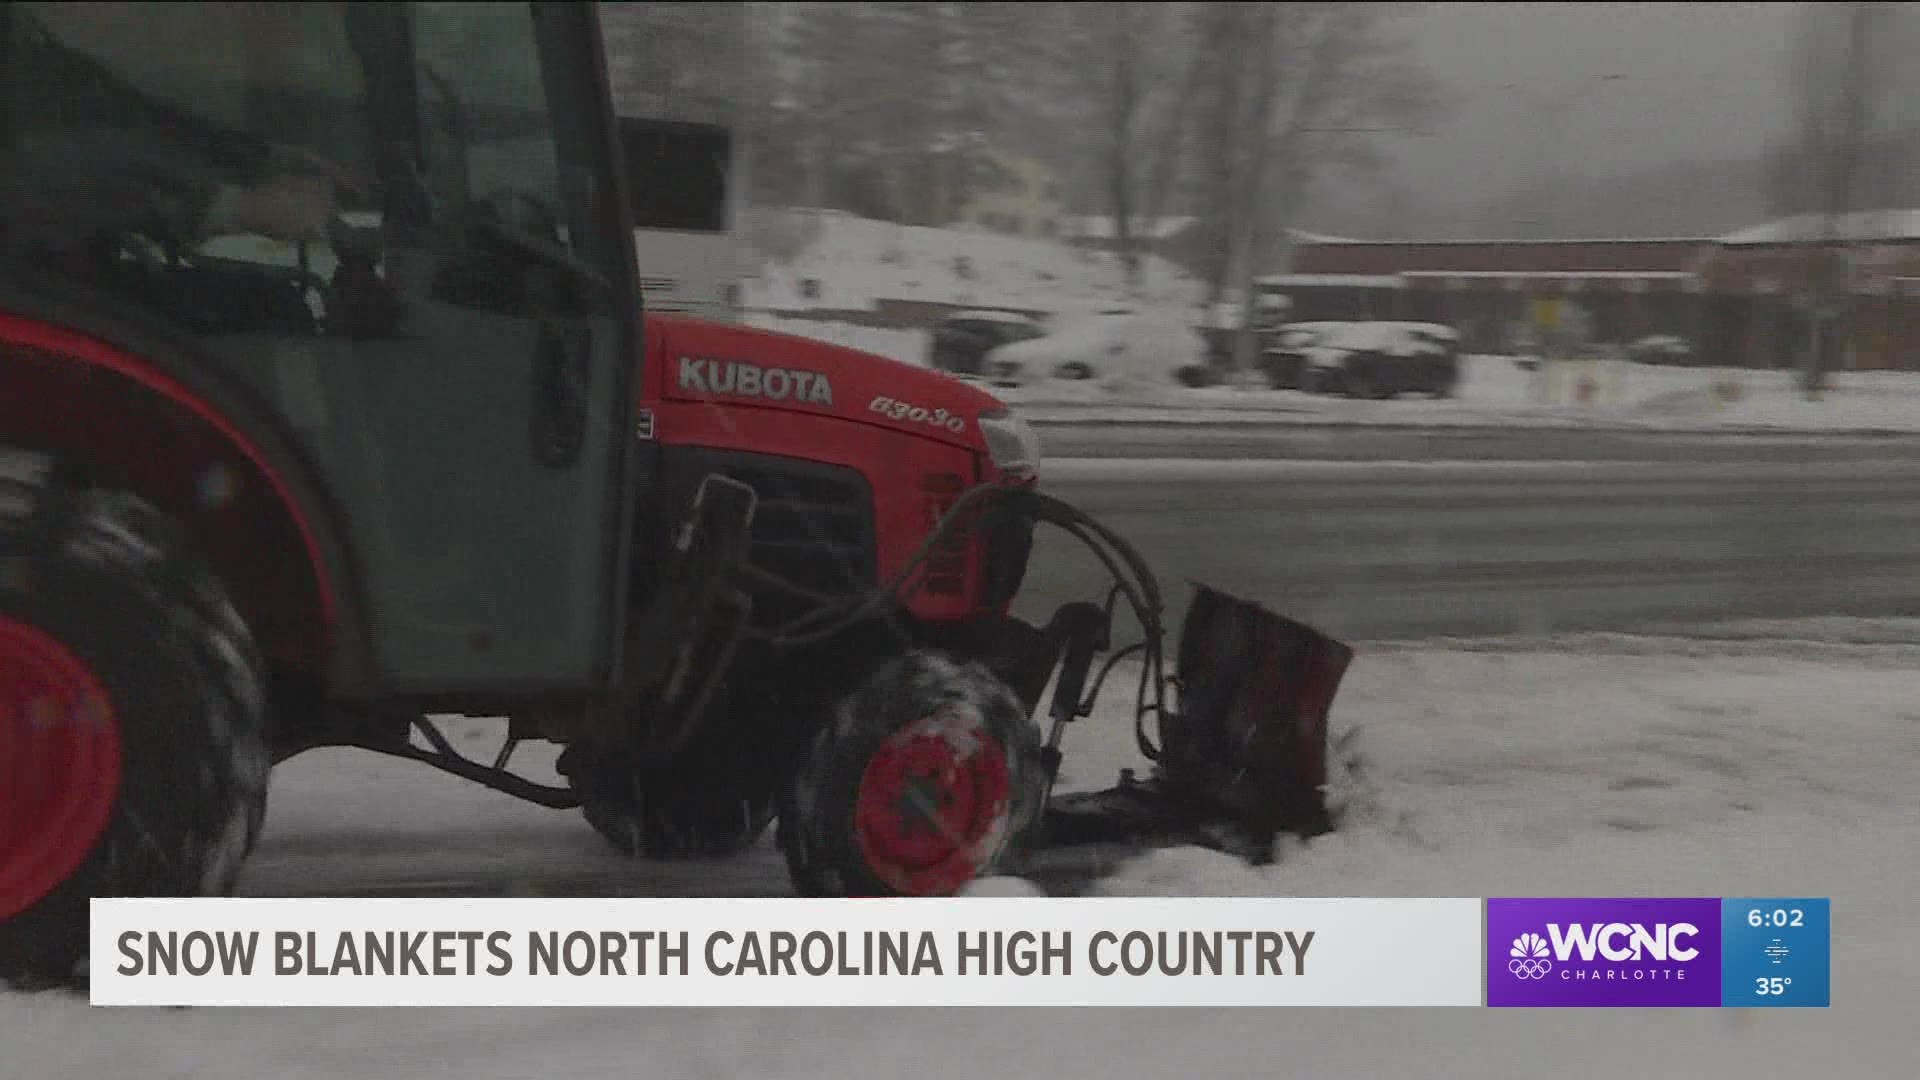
[1488,898,1722,1007]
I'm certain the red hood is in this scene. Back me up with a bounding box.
[642,313,1007,452]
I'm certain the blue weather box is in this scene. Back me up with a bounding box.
[1720,898,1830,1007]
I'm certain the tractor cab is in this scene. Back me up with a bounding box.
[2,2,1354,985]
[1,1,642,698]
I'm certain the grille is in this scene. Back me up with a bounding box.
[920,472,969,596]
[659,449,877,621]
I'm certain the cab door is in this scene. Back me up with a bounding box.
[302,1,644,695]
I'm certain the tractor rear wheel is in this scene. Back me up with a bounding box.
[777,651,1042,897]
[0,480,269,987]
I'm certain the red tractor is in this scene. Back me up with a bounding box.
[0,1,1353,983]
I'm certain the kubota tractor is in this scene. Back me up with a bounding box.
[0,1,1354,984]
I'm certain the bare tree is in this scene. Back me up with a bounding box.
[1198,3,1440,380]
[1138,9,1206,241]
[1777,1,1902,395]
[1189,3,1258,309]
[1100,4,1146,289]
[1054,3,1198,294]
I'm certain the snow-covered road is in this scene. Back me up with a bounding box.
[8,623,1914,1078]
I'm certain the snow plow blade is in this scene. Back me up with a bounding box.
[904,487,1356,880]
[1162,585,1352,837]
[1030,585,1354,867]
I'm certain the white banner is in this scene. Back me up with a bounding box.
[91,896,1483,1007]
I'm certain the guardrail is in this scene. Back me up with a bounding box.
[1021,460,1920,641]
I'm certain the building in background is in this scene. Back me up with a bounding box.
[1706,211,1920,372]
[1269,212,1920,371]
[1270,238,1716,357]
[951,144,1066,239]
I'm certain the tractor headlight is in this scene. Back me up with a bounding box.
[978,408,1042,478]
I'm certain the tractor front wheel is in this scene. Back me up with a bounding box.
[777,651,1042,897]
[0,482,269,987]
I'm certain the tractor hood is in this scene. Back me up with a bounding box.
[645,313,1013,454]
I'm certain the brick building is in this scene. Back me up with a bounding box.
[1273,212,1920,370]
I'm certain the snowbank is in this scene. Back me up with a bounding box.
[729,314,1920,438]
[742,209,1205,323]
[1003,355,1920,435]
[7,622,1911,1077]
[742,312,931,368]
[726,211,1920,437]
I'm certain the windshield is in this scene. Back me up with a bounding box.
[0,1,623,319]
[1,0,642,692]
[619,116,729,232]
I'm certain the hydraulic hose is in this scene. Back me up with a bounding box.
[747,481,1173,759]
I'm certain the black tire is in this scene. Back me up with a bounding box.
[1262,357,1302,390]
[0,475,269,987]
[575,759,775,860]
[1172,364,1215,389]
[777,651,1042,897]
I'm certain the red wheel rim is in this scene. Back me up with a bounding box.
[852,707,1012,896]
[0,615,122,919]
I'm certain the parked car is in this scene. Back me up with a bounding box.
[1197,295,1293,369]
[1627,334,1695,366]
[1294,321,1462,398]
[1257,321,1352,389]
[982,307,1212,389]
[925,309,1047,376]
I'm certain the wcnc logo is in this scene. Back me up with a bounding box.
[1541,920,1702,963]
[1488,899,1722,1007]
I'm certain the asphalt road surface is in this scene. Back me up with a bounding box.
[1013,456,1920,642]
[1032,422,1920,463]
[232,450,1920,903]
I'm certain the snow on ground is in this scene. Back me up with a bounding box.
[729,210,1920,435]
[743,311,931,368]
[7,621,1914,1077]
[736,308,1920,435]
[996,355,1920,434]
[743,209,1204,323]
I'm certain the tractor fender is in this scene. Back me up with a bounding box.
[0,304,372,694]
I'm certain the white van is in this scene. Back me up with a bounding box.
[620,116,743,323]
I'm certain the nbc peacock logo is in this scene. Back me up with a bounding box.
[1508,932,1552,979]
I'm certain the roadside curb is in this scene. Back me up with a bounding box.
[1024,416,1920,439]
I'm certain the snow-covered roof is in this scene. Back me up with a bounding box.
[1258,273,1404,289]
[1289,235,1716,247]
[1719,209,1920,246]
[1286,228,1359,244]
[1398,270,1696,280]
[945,309,1040,324]
[1057,215,1199,242]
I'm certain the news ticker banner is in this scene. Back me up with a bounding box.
[87,895,1830,1008]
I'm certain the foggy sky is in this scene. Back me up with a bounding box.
[1315,2,1804,234]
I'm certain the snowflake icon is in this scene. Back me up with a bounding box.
[1508,933,1552,979]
